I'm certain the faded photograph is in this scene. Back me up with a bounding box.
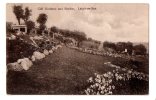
[6,3,149,95]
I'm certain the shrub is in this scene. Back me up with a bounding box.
[133,44,147,55]
[103,41,116,51]
[7,39,37,63]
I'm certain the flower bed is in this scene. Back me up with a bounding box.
[68,45,133,60]
[84,63,148,95]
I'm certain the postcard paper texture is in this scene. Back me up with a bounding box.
[6,3,149,95]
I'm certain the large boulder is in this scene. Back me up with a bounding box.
[43,49,49,55]
[17,58,33,70]
[7,62,23,71]
[33,51,45,60]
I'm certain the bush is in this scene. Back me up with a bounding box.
[103,41,116,51]
[26,20,35,34]
[133,44,147,55]
[6,22,16,33]
[7,39,37,63]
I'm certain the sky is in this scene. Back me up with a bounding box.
[6,3,149,42]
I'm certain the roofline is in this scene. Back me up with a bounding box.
[12,25,27,27]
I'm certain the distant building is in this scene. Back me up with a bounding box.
[12,24,27,34]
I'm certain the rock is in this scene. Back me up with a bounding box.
[17,58,33,70]
[10,34,16,40]
[7,37,12,40]
[56,45,62,48]
[16,31,21,35]
[43,49,49,55]
[24,58,33,70]
[84,48,87,52]
[7,62,23,71]
[52,47,56,51]
[33,36,43,40]
[104,62,111,65]
[33,51,45,60]
[31,55,36,61]
[49,50,53,54]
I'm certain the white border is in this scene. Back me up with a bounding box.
[1,0,156,100]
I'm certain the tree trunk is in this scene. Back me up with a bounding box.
[17,19,20,25]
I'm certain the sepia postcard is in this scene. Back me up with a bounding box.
[6,3,149,95]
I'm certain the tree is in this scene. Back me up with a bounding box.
[125,42,133,55]
[115,42,134,54]
[39,24,46,31]
[36,24,47,35]
[36,13,48,25]
[88,38,93,41]
[36,13,48,34]
[13,5,24,25]
[103,41,116,51]
[23,7,32,23]
[73,31,87,47]
[116,42,126,52]
[133,44,147,55]
[50,26,59,33]
[26,20,35,33]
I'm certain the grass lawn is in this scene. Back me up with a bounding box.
[7,46,148,94]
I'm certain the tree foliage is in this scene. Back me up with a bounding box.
[39,24,46,31]
[103,41,147,55]
[103,41,116,51]
[125,42,133,55]
[36,13,48,33]
[49,26,87,46]
[103,41,134,55]
[13,5,24,25]
[6,22,14,32]
[23,7,32,23]
[116,42,126,52]
[133,44,147,55]
[50,26,59,33]
[36,13,48,25]
[12,5,33,34]
[25,20,35,33]
[115,42,133,54]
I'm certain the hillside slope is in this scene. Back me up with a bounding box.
[7,46,148,94]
